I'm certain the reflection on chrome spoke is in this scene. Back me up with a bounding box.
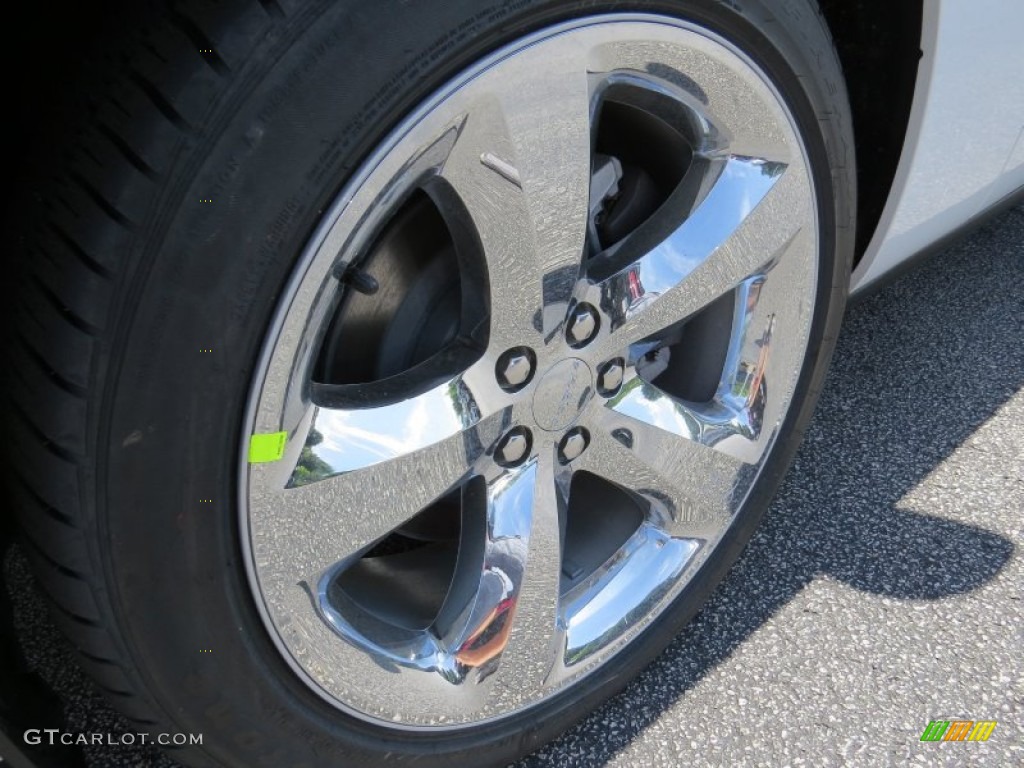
[292,369,488,484]
[591,155,786,337]
[610,374,758,452]
[313,461,547,688]
[559,524,700,670]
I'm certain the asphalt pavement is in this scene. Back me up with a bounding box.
[5,205,1023,767]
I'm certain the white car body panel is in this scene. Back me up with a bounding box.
[850,0,1024,294]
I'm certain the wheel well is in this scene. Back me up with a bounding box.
[817,0,924,264]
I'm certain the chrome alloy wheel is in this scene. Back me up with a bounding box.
[241,15,817,727]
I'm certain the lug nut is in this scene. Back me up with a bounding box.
[566,303,599,347]
[558,427,590,464]
[495,347,536,392]
[611,427,633,449]
[597,358,624,396]
[495,427,532,467]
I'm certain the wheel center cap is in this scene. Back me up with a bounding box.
[532,358,593,431]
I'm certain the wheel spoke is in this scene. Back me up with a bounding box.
[247,408,507,586]
[480,449,567,698]
[718,226,818,435]
[432,46,593,347]
[581,402,748,538]
[440,451,564,693]
[548,419,720,677]
[582,159,810,361]
[607,365,762,461]
[555,521,699,676]
[273,356,501,484]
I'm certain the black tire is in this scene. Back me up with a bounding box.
[6,1,854,765]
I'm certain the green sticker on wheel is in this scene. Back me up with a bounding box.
[248,431,288,463]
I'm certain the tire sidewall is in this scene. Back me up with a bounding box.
[97,1,852,765]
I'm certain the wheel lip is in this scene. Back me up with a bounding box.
[237,12,821,732]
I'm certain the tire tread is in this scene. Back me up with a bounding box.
[5,1,287,760]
